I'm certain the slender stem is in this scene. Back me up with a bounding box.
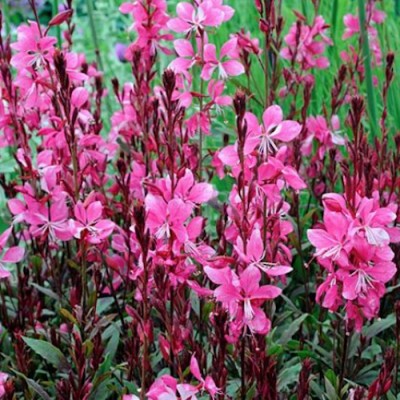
[52,0,62,47]
[198,33,205,182]
[357,0,379,141]
[241,331,246,400]
[339,327,349,392]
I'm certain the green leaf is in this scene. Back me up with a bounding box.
[11,369,52,400]
[278,363,302,391]
[22,336,70,371]
[363,315,395,340]
[278,314,308,345]
[31,283,61,302]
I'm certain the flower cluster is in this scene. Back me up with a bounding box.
[308,193,399,330]
[0,0,398,398]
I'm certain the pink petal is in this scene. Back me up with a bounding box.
[87,201,103,223]
[2,246,24,263]
[71,87,89,109]
[167,18,191,33]
[220,38,237,58]
[221,60,244,77]
[0,268,11,279]
[252,284,282,300]
[240,266,261,295]
[272,120,301,141]
[174,39,194,57]
[176,2,195,21]
[190,355,203,381]
[247,229,264,262]
[262,105,283,131]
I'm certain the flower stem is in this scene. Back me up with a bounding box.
[339,327,349,392]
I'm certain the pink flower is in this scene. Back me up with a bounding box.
[169,39,197,74]
[342,3,385,66]
[307,210,352,267]
[207,80,232,108]
[280,15,332,69]
[352,197,396,246]
[247,106,302,155]
[303,115,345,158]
[24,194,73,241]
[309,192,400,329]
[147,375,198,400]
[201,39,244,80]
[145,195,192,243]
[0,228,25,279]
[11,22,56,69]
[206,266,281,334]
[338,239,396,301]
[168,1,224,33]
[70,201,115,244]
[174,169,216,205]
[235,229,292,276]
[190,355,220,398]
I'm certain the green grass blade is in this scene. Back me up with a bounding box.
[357,0,379,141]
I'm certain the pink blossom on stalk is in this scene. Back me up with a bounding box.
[168,2,225,33]
[206,266,281,334]
[11,22,56,69]
[147,375,198,400]
[281,15,332,69]
[235,229,292,276]
[169,39,198,75]
[0,228,25,279]
[24,194,73,241]
[201,39,244,80]
[145,195,193,243]
[190,355,220,398]
[307,210,352,267]
[303,115,345,158]
[342,3,385,66]
[70,201,115,244]
[352,197,396,246]
[246,105,302,155]
[207,79,232,108]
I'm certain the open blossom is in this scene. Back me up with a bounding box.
[235,229,292,276]
[11,22,56,69]
[70,201,115,244]
[24,194,73,241]
[201,39,244,80]
[145,195,193,243]
[206,265,281,334]
[168,1,225,33]
[303,115,345,158]
[147,375,198,400]
[246,105,302,155]
[281,15,332,69]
